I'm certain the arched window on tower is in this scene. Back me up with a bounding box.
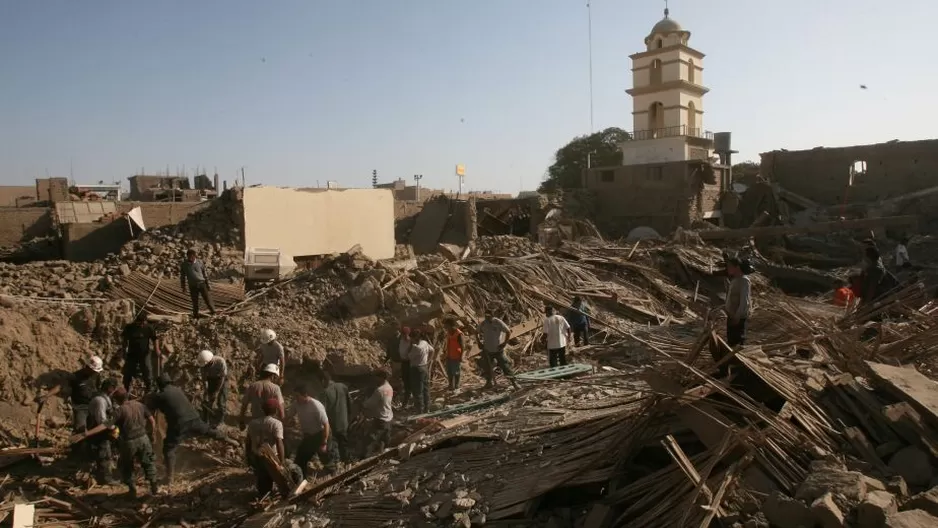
[650,59,662,86]
[688,59,696,84]
[687,101,697,136]
[648,102,664,134]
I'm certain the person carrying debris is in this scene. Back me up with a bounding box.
[120,312,160,393]
[286,384,331,479]
[256,329,286,382]
[408,329,433,414]
[443,318,465,392]
[180,248,216,319]
[85,377,120,485]
[198,350,228,428]
[477,311,519,389]
[150,373,239,484]
[724,257,752,347]
[386,326,412,406]
[542,306,572,368]
[316,368,352,464]
[245,398,302,497]
[362,369,394,456]
[566,296,591,346]
[240,364,285,426]
[36,355,105,434]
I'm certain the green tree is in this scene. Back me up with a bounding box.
[731,161,760,181]
[539,127,631,192]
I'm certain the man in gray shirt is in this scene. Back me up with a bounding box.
[198,350,228,428]
[256,329,286,381]
[477,311,519,389]
[724,257,752,347]
[180,249,215,318]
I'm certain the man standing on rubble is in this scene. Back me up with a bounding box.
[180,248,216,319]
[198,350,228,428]
[150,373,239,484]
[477,311,519,389]
[120,312,160,393]
[67,377,120,485]
[724,257,752,347]
[443,318,465,392]
[240,364,285,425]
[362,369,394,455]
[386,326,412,406]
[36,355,105,434]
[542,306,572,367]
[566,296,591,346]
[317,368,352,465]
[256,329,286,382]
[286,384,332,479]
[408,329,433,414]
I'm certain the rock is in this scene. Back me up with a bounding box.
[453,497,475,510]
[762,491,813,528]
[435,500,453,519]
[339,277,384,317]
[888,447,935,488]
[887,476,910,498]
[862,476,888,492]
[903,487,938,517]
[859,490,898,528]
[811,492,845,528]
[796,468,867,509]
[119,264,131,276]
[885,509,938,527]
[470,513,486,526]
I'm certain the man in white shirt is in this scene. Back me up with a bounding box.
[407,329,433,414]
[363,370,394,455]
[286,384,331,480]
[542,306,572,367]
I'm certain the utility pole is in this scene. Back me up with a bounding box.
[240,166,246,187]
[372,169,378,188]
[413,174,423,201]
[586,0,595,170]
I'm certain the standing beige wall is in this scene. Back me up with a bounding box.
[242,187,395,260]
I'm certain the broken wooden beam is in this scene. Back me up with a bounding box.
[696,215,918,241]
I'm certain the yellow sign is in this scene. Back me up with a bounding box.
[455,164,465,177]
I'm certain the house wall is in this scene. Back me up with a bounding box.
[620,136,688,165]
[62,220,133,261]
[0,207,54,247]
[761,139,938,206]
[0,186,37,207]
[242,187,395,260]
[118,201,209,228]
[36,178,69,203]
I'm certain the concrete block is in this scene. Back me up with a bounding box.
[885,509,938,528]
[902,487,938,517]
[762,490,813,528]
[811,492,845,528]
[858,490,898,528]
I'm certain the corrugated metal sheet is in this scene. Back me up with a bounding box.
[55,201,117,224]
[109,271,245,315]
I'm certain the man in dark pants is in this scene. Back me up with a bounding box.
[387,326,412,406]
[362,370,394,456]
[542,306,572,368]
[36,355,104,435]
[407,329,433,414]
[148,374,239,484]
[317,369,352,465]
[477,312,520,389]
[198,350,228,428]
[724,258,752,347]
[180,248,215,318]
[286,384,331,478]
[566,296,591,346]
[86,377,120,484]
[120,312,160,393]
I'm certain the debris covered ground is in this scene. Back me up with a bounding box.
[4,202,938,527]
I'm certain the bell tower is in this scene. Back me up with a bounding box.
[620,6,712,165]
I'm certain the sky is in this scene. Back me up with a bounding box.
[1,0,936,195]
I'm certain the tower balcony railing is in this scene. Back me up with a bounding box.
[628,126,713,141]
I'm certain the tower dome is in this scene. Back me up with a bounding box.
[647,8,689,41]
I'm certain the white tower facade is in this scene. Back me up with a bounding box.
[620,8,712,166]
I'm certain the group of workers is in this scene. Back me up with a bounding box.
[37,321,395,500]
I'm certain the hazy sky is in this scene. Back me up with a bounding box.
[1,1,934,194]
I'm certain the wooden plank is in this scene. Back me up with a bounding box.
[697,215,918,241]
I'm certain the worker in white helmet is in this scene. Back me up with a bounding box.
[198,350,229,428]
[255,329,285,382]
[240,364,285,429]
[35,355,106,434]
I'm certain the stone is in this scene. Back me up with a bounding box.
[119,264,131,276]
[888,447,934,488]
[762,490,813,528]
[796,468,867,509]
[811,492,845,528]
[858,490,898,528]
[885,509,938,528]
[886,476,909,497]
[903,487,938,517]
[469,513,486,526]
[435,500,453,519]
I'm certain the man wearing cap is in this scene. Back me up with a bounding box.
[36,355,105,434]
[120,312,160,393]
[246,398,301,497]
[149,373,239,484]
[198,350,228,428]
[477,312,519,389]
[180,248,215,319]
[240,364,285,428]
[256,329,285,382]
